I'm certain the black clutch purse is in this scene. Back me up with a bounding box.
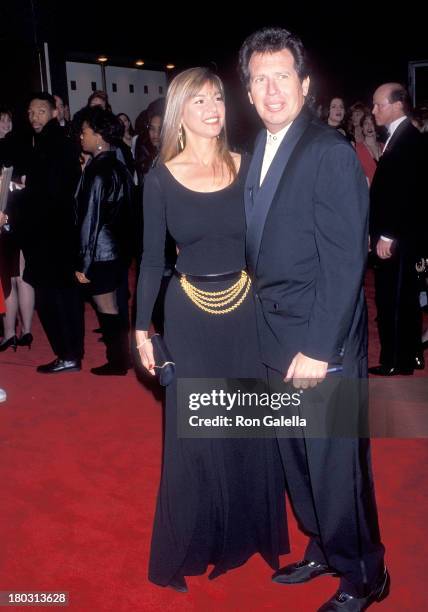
[151,333,176,386]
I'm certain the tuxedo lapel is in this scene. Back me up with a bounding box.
[246,109,311,273]
[381,118,411,160]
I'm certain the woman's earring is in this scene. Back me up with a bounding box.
[178,125,184,151]
[96,143,103,151]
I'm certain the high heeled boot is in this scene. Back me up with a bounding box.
[90,313,130,376]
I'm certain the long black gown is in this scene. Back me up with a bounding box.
[136,157,288,587]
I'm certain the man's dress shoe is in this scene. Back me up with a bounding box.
[37,358,81,374]
[272,559,338,584]
[317,567,390,611]
[368,365,413,376]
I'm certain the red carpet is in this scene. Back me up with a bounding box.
[0,270,427,611]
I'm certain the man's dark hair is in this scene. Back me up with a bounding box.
[79,106,124,144]
[28,92,56,110]
[388,85,412,114]
[238,26,309,89]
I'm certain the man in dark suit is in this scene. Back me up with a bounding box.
[22,93,84,373]
[369,83,425,376]
[239,28,388,611]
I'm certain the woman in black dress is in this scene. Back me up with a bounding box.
[0,107,35,351]
[75,107,134,375]
[135,68,288,592]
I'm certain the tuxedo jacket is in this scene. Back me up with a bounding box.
[369,118,427,256]
[245,107,369,374]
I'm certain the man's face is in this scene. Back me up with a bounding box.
[248,49,309,133]
[28,99,57,133]
[54,95,65,122]
[372,86,403,127]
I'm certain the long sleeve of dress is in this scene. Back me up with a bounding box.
[136,168,167,330]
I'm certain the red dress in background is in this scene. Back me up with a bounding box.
[356,142,383,186]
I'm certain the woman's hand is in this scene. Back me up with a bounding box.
[136,331,155,375]
[75,271,90,284]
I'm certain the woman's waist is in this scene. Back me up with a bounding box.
[174,268,245,283]
[175,252,246,279]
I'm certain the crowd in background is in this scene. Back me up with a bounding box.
[0,81,427,389]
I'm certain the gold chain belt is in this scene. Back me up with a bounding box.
[179,270,251,315]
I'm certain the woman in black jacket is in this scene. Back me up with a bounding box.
[75,107,134,375]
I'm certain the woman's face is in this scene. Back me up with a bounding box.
[181,81,225,141]
[118,114,130,131]
[362,116,376,137]
[352,108,364,126]
[328,98,345,124]
[80,121,102,154]
[148,115,162,148]
[0,113,12,138]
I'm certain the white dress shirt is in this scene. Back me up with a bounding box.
[259,123,293,186]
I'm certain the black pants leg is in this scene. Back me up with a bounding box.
[268,365,385,598]
[374,253,421,368]
[35,285,84,361]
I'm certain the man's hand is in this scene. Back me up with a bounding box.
[0,211,8,228]
[376,238,393,259]
[284,352,328,389]
[75,271,90,284]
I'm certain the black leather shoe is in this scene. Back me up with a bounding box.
[317,567,390,611]
[272,559,338,584]
[368,365,413,376]
[37,358,81,374]
[415,354,425,370]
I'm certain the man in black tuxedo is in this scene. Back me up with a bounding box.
[239,28,388,611]
[369,83,425,376]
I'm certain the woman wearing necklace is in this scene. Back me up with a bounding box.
[355,113,383,185]
[135,67,288,592]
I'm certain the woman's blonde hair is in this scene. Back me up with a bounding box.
[159,67,236,180]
